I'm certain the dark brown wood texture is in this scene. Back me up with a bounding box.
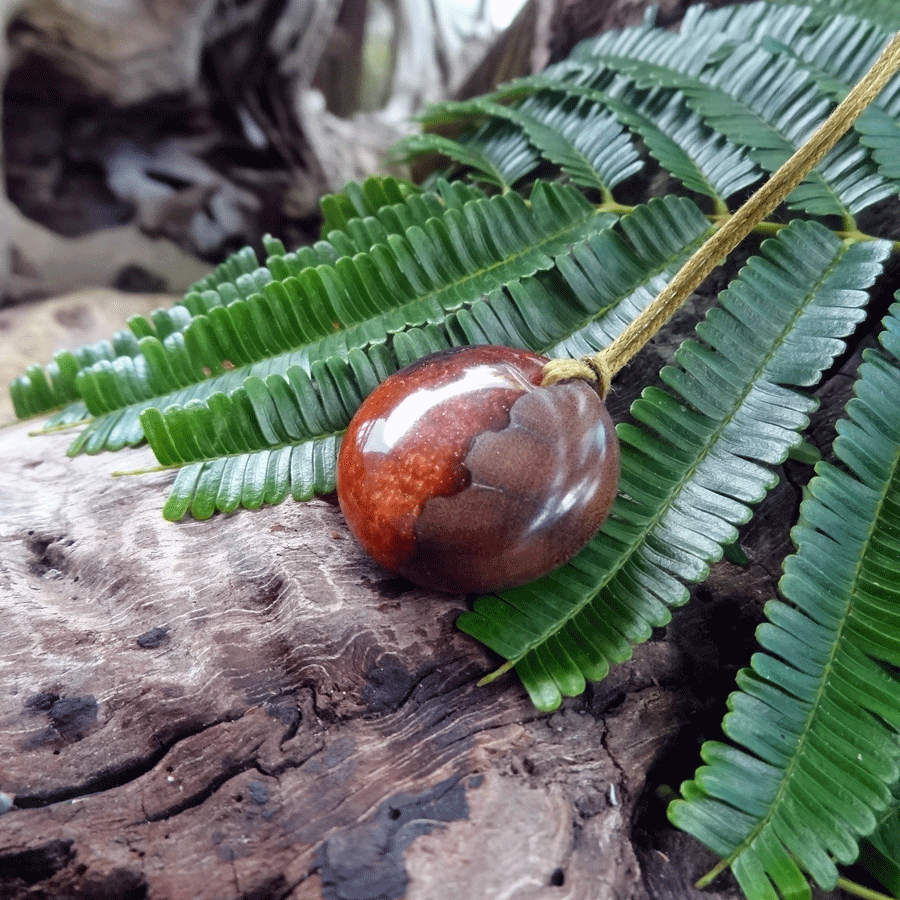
[0,421,689,900]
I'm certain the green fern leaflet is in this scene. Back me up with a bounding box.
[669,301,900,900]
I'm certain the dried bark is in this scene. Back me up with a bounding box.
[0,418,687,900]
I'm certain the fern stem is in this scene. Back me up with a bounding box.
[477,659,514,685]
[542,30,900,396]
[835,876,898,900]
[26,420,86,436]
[742,219,784,237]
[695,857,729,890]
[712,197,729,218]
[836,228,900,252]
[703,217,887,244]
[111,463,182,477]
[597,199,636,217]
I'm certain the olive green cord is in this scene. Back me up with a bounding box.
[542,30,900,398]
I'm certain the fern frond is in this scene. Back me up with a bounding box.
[571,1,812,76]
[413,5,893,217]
[571,1,812,75]
[547,196,714,357]
[555,81,765,205]
[399,117,540,191]
[159,437,342,521]
[669,301,900,899]
[432,93,646,196]
[144,197,714,519]
[514,93,643,193]
[582,32,894,218]
[10,176,444,421]
[458,223,890,710]
[10,332,142,420]
[47,182,616,456]
[768,0,900,31]
[791,14,891,90]
[318,175,419,233]
[773,15,900,187]
[411,83,760,206]
[667,0,816,45]
[182,245,261,296]
[624,87,763,203]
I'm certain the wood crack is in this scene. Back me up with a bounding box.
[11,715,242,810]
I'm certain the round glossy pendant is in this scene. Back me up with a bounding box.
[337,345,620,593]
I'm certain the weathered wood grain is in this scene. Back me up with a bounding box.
[0,418,705,900]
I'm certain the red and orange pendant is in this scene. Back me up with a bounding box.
[337,346,620,593]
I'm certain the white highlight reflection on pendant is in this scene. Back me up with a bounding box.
[361,364,531,455]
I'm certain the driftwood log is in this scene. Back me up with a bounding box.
[0,283,864,900]
[0,417,699,900]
